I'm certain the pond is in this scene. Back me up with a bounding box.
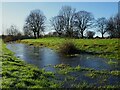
[7,43,118,71]
[6,43,119,87]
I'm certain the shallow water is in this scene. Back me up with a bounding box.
[7,43,118,71]
[7,43,119,87]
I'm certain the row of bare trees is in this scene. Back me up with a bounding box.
[6,25,21,36]
[51,6,94,38]
[96,14,120,38]
[50,6,120,38]
[5,6,120,39]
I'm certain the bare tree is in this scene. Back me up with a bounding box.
[107,14,120,38]
[6,25,20,36]
[73,11,94,38]
[50,16,65,36]
[23,24,33,37]
[106,17,116,38]
[59,6,76,37]
[96,17,107,38]
[24,9,46,38]
[85,31,95,38]
[114,14,120,38]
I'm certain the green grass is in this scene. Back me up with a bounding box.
[1,38,120,89]
[53,63,120,88]
[1,40,62,88]
[20,37,120,60]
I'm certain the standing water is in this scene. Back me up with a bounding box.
[7,43,118,70]
[6,43,119,87]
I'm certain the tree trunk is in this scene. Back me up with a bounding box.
[81,31,84,38]
[33,32,36,39]
[37,30,39,38]
[102,33,104,38]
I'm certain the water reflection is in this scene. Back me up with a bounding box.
[7,43,118,70]
[6,43,119,87]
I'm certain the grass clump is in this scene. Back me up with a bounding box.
[59,41,80,56]
[107,59,118,65]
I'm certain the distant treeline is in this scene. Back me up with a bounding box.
[2,5,120,42]
[1,35,34,42]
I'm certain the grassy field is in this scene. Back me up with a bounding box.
[1,38,120,89]
[20,37,120,60]
[1,40,62,88]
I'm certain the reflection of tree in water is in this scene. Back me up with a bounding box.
[33,46,39,56]
[23,45,40,58]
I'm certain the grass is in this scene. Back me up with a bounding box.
[1,40,62,88]
[53,63,120,88]
[1,38,120,89]
[54,64,120,76]
[20,37,120,60]
[59,41,80,55]
[107,59,118,65]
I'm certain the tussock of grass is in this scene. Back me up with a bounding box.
[59,41,80,55]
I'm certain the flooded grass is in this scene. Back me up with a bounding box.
[53,64,120,88]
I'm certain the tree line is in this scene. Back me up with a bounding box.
[5,5,120,39]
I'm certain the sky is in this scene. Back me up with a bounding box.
[0,1,119,36]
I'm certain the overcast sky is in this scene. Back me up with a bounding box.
[0,1,119,36]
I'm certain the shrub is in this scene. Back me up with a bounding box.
[3,36,13,42]
[59,41,79,55]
